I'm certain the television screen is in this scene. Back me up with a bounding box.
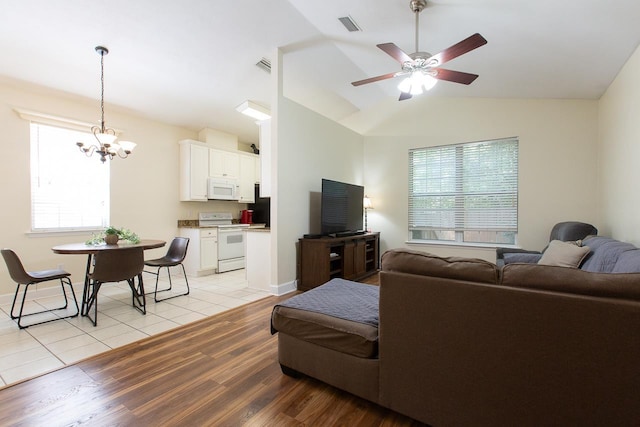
[321,179,364,235]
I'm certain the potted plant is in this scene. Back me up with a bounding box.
[104,226,120,245]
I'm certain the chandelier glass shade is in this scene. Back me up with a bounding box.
[77,46,136,163]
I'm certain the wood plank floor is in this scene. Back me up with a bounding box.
[0,274,426,426]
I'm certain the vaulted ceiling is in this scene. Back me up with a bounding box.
[1,0,639,143]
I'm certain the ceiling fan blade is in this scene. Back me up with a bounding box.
[433,68,479,85]
[399,92,413,101]
[351,72,398,87]
[377,43,413,64]
[429,33,487,67]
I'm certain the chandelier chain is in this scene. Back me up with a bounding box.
[100,51,105,133]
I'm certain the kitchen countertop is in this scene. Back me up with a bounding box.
[177,220,267,229]
[244,226,270,232]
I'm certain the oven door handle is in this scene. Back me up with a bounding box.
[218,227,242,234]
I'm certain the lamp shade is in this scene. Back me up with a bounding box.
[95,132,117,146]
[119,141,136,153]
[363,195,373,209]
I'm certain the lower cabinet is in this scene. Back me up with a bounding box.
[179,228,218,276]
[297,232,380,291]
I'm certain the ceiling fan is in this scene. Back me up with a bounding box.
[351,0,487,101]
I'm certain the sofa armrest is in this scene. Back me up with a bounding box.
[378,270,640,426]
[496,247,542,267]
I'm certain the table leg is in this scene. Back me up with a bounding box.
[81,254,93,316]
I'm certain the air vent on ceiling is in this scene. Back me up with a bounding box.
[338,15,361,32]
[255,58,271,73]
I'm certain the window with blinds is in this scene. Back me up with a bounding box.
[30,122,110,232]
[409,137,518,245]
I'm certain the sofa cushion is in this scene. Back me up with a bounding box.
[612,249,640,273]
[537,240,590,268]
[381,248,499,284]
[501,263,640,301]
[271,279,379,358]
[580,236,637,273]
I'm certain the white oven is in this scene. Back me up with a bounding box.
[198,212,248,273]
[217,225,248,272]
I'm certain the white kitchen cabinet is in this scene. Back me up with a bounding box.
[179,140,209,201]
[209,148,239,179]
[238,152,258,203]
[255,152,261,184]
[179,228,218,276]
[179,139,258,204]
[200,229,218,271]
[245,228,271,292]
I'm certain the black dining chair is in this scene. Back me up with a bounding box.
[1,248,79,329]
[84,246,145,326]
[144,237,190,302]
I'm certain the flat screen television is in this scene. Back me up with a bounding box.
[321,178,364,236]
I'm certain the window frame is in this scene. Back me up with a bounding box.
[29,121,110,234]
[408,137,519,247]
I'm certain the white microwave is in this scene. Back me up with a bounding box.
[207,177,239,201]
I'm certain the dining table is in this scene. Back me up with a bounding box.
[52,239,166,320]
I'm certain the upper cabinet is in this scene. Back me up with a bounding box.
[238,152,258,203]
[179,139,259,203]
[209,148,239,179]
[179,141,209,201]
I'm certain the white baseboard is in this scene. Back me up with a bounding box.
[270,280,297,296]
[0,282,83,306]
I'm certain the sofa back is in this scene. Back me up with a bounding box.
[501,263,640,301]
[381,248,500,285]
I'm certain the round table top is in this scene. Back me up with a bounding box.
[52,239,166,254]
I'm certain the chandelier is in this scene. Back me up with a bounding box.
[76,46,136,163]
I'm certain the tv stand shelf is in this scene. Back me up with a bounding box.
[298,232,380,291]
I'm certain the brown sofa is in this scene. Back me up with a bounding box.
[272,248,640,426]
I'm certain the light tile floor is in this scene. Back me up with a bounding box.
[0,269,268,388]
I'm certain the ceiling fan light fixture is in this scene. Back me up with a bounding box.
[399,71,437,95]
[398,77,412,93]
[410,82,424,96]
[421,73,437,91]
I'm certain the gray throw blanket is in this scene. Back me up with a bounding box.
[271,278,379,334]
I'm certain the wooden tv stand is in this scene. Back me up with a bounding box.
[297,232,380,291]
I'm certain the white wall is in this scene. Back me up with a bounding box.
[275,97,364,286]
[598,45,640,244]
[0,78,247,296]
[363,97,600,261]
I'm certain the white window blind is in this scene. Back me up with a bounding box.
[409,137,518,245]
[30,122,110,231]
